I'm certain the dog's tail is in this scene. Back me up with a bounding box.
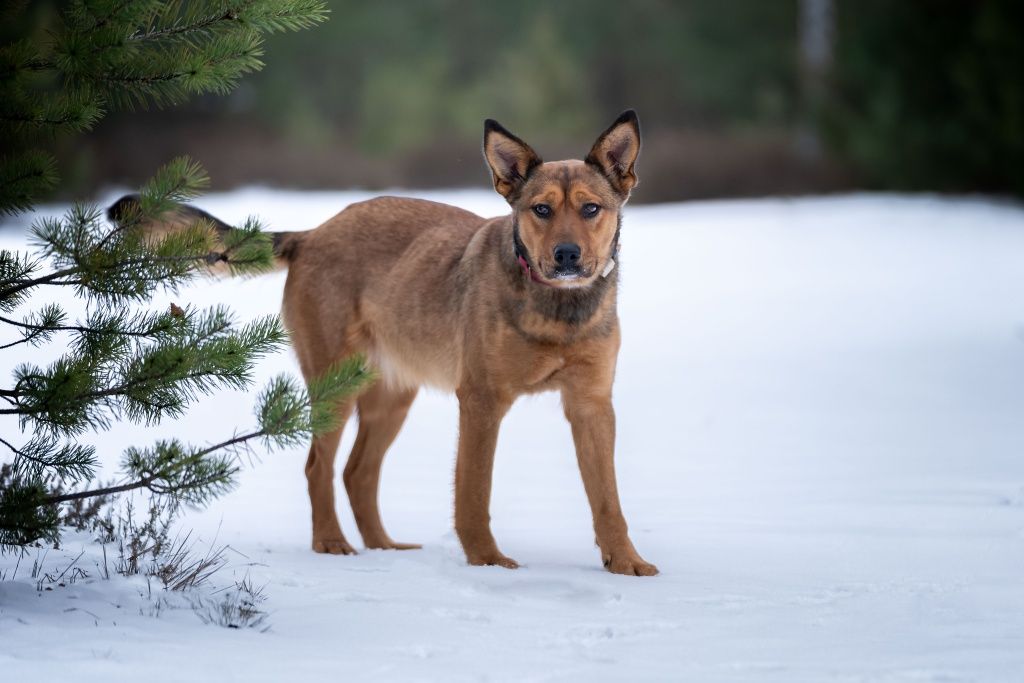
[106,194,304,273]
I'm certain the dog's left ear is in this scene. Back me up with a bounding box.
[483,119,542,201]
[586,110,641,197]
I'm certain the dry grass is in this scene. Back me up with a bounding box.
[192,574,270,631]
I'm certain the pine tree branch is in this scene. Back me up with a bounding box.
[40,426,267,505]
[0,313,165,339]
[128,1,328,43]
[12,58,54,73]
[86,0,138,32]
[1,0,333,550]
[0,337,32,351]
[0,441,38,472]
[0,436,21,457]
[40,476,157,505]
[2,165,51,186]
[0,151,59,215]
[3,312,285,428]
[0,267,82,300]
[0,250,243,302]
[128,5,250,43]
[0,436,92,481]
[0,112,91,127]
[97,44,262,90]
[0,368,234,413]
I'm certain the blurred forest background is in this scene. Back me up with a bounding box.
[4,0,1022,203]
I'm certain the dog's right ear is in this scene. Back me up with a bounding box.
[483,119,542,201]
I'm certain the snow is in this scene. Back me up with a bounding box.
[2,189,1024,681]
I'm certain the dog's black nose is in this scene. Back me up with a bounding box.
[553,243,581,268]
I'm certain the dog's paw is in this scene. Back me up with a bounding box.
[603,552,658,576]
[467,552,520,569]
[313,537,358,555]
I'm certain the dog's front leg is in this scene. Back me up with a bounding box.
[563,392,658,576]
[454,387,518,568]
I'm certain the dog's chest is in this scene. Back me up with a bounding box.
[520,352,569,391]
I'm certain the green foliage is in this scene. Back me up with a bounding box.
[0,160,373,548]
[122,439,239,506]
[307,355,376,435]
[0,1,368,552]
[0,0,329,213]
[0,465,60,547]
[0,159,373,548]
[823,0,1024,194]
[0,151,59,216]
[257,356,374,449]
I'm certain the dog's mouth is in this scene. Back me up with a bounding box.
[542,263,594,287]
[552,269,586,281]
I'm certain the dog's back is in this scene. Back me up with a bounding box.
[281,195,495,390]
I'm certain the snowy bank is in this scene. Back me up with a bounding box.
[2,190,1023,682]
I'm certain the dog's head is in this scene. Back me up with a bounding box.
[483,111,640,288]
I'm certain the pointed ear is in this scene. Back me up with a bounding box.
[483,119,542,201]
[585,110,641,197]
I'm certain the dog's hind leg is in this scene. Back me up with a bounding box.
[304,403,358,554]
[288,308,361,555]
[344,382,420,550]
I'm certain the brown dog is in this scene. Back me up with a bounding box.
[114,111,657,576]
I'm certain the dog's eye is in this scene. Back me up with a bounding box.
[582,203,601,218]
[532,204,552,218]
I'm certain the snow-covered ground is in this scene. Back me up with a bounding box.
[2,189,1024,682]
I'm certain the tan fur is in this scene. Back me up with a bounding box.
[120,111,656,575]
